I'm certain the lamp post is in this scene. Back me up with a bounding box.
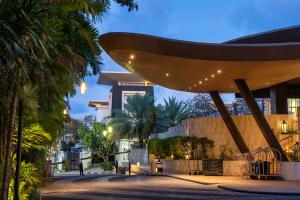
[103,130,108,137]
[281,120,288,134]
[80,81,87,94]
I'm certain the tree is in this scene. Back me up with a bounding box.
[231,98,271,115]
[109,94,155,144]
[153,97,189,133]
[163,97,189,127]
[78,122,114,161]
[0,0,138,199]
[185,94,218,118]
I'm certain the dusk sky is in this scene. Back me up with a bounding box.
[70,0,300,119]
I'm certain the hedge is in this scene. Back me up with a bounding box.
[148,136,214,159]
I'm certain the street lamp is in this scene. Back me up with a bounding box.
[108,126,113,133]
[80,81,87,94]
[103,130,108,137]
[63,109,68,115]
[281,120,288,134]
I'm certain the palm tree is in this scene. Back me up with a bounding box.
[109,94,154,145]
[0,0,138,199]
[163,97,189,127]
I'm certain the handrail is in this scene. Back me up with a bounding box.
[279,135,293,143]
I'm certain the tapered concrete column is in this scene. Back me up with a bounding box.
[209,91,249,153]
[234,79,288,161]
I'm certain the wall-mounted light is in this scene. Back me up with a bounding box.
[171,155,174,159]
[281,120,288,134]
[80,81,87,94]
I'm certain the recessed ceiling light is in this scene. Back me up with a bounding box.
[205,78,208,81]
[211,74,215,78]
[199,81,202,84]
[217,69,222,74]
[165,73,169,77]
[130,54,135,59]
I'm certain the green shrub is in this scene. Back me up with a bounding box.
[149,136,214,159]
[62,160,70,171]
[100,161,113,171]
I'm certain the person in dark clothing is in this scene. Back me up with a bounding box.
[79,162,84,176]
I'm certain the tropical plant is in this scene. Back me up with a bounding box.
[148,136,214,160]
[109,94,155,144]
[163,97,189,127]
[0,0,138,199]
[78,122,115,161]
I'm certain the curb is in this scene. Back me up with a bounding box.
[165,175,218,185]
[218,185,300,196]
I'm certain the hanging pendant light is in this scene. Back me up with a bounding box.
[63,109,68,115]
[80,81,87,94]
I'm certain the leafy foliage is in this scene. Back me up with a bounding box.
[0,0,138,199]
[13,124,52,152]
[8,162,40,200]
[185,94,218,118]
[149,136,214,160]
[100,161,113,171]
[109,94,154,143]
[78,122,114,161]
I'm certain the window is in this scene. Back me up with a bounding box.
[122,91,146,110]
[288,99,300,115]
[118,82,148,86]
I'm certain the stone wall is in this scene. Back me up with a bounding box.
[152,114,298,157]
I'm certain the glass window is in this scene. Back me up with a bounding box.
[288,98,300,115]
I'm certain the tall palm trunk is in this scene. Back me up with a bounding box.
[14,99,23,200]
[1,93,18,200]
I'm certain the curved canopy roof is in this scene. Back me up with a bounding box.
[99,26,300,93]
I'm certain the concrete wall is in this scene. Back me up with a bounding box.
[151,159,202,174]
[129,148,149,164]
[223,161,248,176]
[282,162,300,181]
[152,115,298,157]
[149,160,300,181]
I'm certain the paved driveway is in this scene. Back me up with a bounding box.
[41,175,300,200]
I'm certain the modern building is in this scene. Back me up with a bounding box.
[99,25,300,162]
[89,71,154,166]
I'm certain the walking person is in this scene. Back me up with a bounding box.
[79,162,84,176]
